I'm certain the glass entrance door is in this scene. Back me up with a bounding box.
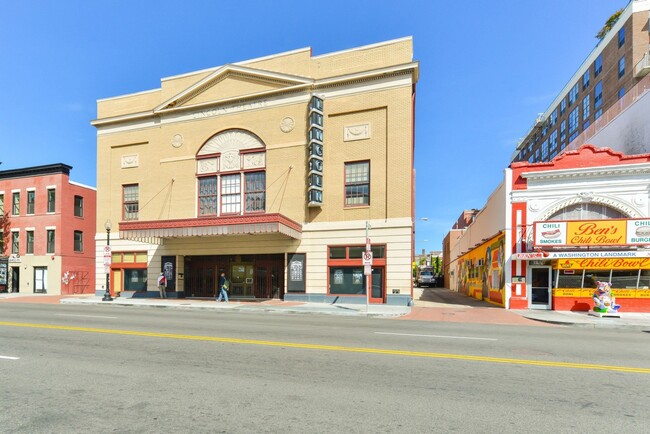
[230,263,254,298]
[530,267,552,310]
[369,267,384,304]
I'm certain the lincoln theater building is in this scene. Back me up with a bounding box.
[91,38,418,305]
[449,145,650,312]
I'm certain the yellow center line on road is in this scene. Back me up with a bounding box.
[2,321,649,374]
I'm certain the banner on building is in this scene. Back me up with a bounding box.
[534,218,650,247]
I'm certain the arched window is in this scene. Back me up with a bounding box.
[547,203,627,221]
[196,129,266,216]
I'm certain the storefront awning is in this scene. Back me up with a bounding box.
[512,250,650,260]
[119,213,302,244]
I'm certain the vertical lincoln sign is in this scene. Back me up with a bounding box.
[307,95,324,207]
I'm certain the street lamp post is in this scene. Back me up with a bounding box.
[102,219,113,301]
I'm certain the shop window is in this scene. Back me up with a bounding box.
[329,247,347,259]
[583,270,611,289]
[330,267,366,295]
[123,269,147,291]
[639,270,650,289]
[610,270,639,289]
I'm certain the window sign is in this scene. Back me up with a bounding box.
[287,253,306,293]
[162,256,176,291]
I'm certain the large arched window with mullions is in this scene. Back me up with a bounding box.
[196,129,266,216]
[547,202,627,221]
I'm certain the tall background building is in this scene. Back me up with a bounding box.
[511,0,650,164]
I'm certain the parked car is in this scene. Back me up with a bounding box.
[416,268,436,288]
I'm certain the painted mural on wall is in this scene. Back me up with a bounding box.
[456,234,505,306]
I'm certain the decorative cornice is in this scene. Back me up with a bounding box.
[522,163,650,181]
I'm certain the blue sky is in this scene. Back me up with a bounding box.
[0,0,625,253]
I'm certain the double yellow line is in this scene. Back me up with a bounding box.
[2,321,649,374]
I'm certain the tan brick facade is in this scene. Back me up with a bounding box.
[93,38,418,304]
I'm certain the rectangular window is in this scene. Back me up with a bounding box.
[74,230,83,252]
[549,130,558,151]
[568,83,579,106]
[26,230,34,254]
[594,108,603,120]
[560,98,567,115]
[245,172,265,213]
[0,193,3,214]
[550,109,557,126]
[345,161,370,206]
[221,174,241,214]
[568,107,579,134]
[594,81,603,109]
[541,139,549,161]
[560,120,567,142]
[198,177,218,216]
[618,27,625,48]
[582,69,590,90]
[619,56,625,78]
[74,195,83,217]
[594,54,603,77]
[619,86,625,99]
[27,191,35,214]
[582,95,590,121]
[47,229,55,254]
[123,184,139,221]
[47,188,55,213]
[12,192,19,215]
[12,231,19,254]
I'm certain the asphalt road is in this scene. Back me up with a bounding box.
[1,303,649,433]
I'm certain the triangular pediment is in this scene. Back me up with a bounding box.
[154,65,312,113]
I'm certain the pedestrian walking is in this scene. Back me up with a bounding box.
[217,271,229,303]
[157,272,167,299]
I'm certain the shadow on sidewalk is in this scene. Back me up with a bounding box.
[415,287,500,308]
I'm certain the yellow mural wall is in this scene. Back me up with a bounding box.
[455,234,505,306]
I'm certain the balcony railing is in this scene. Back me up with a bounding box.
[635,52,650,78]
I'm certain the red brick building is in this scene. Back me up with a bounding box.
[0,164,96,294]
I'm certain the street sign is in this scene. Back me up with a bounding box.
[364,265,372,276]
[103,246,112,267]
[362,251,373,266]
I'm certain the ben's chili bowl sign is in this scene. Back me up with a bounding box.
[534,219,650,247]
[558,258,650,270]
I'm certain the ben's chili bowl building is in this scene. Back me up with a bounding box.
[450,145,650,312]
[511,145,650,312]
[91,38,418,305]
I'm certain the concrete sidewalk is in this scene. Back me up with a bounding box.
[2,290,650,329]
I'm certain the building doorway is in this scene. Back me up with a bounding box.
[11,266,19,293]
[530,266,552,310]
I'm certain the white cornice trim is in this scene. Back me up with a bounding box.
[161,47,312,82]
[315,62,418,87]
[154,64,314,113]
[96,88,159,103]
[522,163,650,181]
[312,36,412,59]
[91,111,153,127]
